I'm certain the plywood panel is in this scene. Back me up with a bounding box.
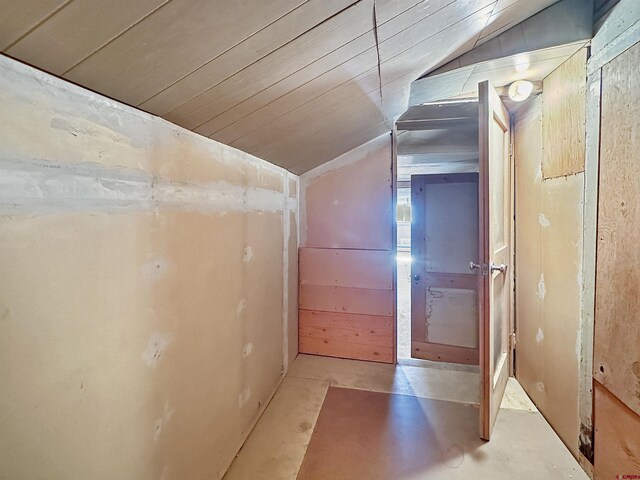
[299,248,393,290]
[593,41,640,417]
[302,135,392,250]
[299,336,393,363]
[411,341,479,365]
[542,49,587,178]
[426,287,478,349]
[64,0,305,106]
[299,284,394,317]
[299,310,393,348]
[424,181,478,274]
[6,0,166,74]
[424,272,477,290]
[594,381,640,479]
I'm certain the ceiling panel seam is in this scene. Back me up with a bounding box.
[59,0,174,76]
[173,0,447,135]
[198,0,461,140]
[212,2,494,152]
[136,0,319,107]
[3,0,74,51]
[222,64,380,147]
[185,0,371,131]
[153,0,364,120]
[473,0,499,48]
[372,0,384,106]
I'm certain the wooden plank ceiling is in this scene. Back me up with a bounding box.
[1,0,559,173]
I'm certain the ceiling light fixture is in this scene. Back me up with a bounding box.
[508,80,533,102]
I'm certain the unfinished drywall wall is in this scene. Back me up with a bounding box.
[514,49,587,458]
[586,1,640,475]
[0,55,298,480]
[298,134,395,363]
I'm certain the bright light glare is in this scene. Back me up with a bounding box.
[396,254,413,264]
[508,80,533,102]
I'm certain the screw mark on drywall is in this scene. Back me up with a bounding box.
[536,382,545,392]
[538,213,550,227]
[242,342,253,358]
[142,332,173,368]
[536,328,544,344]
[142,256,169,280]
[239,387,252,407]
[537,274,546,300]
[243,246,253,262]
[237,298,247,316]
[153,401,175,442]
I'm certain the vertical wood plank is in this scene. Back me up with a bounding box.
[593,41,640,417]
[542,49,587,178]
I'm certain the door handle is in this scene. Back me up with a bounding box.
[490,263,508,274]
[469,261,481,271]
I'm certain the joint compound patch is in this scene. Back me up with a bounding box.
[243,246,253,262]
[538,213,550,227]
[537,274,546,300]
[239,387,252,407]
[236,298,247,316]
[536,328,544,344]
[242,342,253,357]
[142,332,172,368]
[536,382,545,392]
[153,401,176,442]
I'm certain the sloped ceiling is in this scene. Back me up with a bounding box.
[1,0,560,173]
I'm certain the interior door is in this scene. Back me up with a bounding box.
[476,80,512,440]
[410,173,480,365]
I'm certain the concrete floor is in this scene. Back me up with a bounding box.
[223,354,588,480]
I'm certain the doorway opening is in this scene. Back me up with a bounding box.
[395,100,481,368]
[394,84,514,440]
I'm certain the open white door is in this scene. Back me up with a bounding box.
[476,80,512,440]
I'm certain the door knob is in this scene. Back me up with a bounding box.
[469,261,481,271]
[490,263,508,273]
[413,274,420,284]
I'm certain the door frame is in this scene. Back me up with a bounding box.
[392,127,398,364]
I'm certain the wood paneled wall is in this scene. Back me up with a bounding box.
[299,134,394,363]
[299,248,394,362]
[591,37,640,478]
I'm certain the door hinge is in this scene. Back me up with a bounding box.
[509,332,517,350]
